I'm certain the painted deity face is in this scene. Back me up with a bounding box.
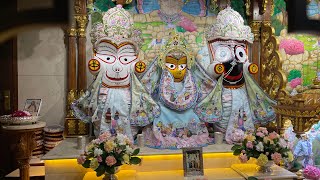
[209,40,248,86]
[165,52,187,82]
[94,40,138,87]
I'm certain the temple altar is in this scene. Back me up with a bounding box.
[41,138,298,180]
[53,0,319,179]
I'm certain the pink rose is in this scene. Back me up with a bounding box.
[97,156,102,163]
[289,78,302,89]
[239,153,248,163]
[105,156,117,166]
[77,156,86,165]
[99,132,111,142]
[246,141,254,149]
[256,132,265,138]
[271,152,282,164]
[268,131,279,140]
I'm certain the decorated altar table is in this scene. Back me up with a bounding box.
[41,138,298,180]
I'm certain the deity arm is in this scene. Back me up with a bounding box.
[193,62,217,101]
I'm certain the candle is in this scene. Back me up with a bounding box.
[77,136,86,150]
[214,132,224,144]
[137,134,144,147]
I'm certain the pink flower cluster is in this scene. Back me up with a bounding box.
[77,156,86,165]
[229,129,245,143]
[257,127,268,136]
[289,78,302,88]
[271,152,282,164]
[268,131,280,140]
[239,153,248,163]
[105,156,117,166]
[246,141,253,149]
[303,165,320,180]
[12,110,32,117]
[279,39,305,55]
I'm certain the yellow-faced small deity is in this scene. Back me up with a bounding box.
[165,55,187,82]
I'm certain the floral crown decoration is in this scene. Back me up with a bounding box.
[158,31,194,69]
[206,7,254,44]
[90,4,143,49]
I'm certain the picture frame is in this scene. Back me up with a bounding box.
[183,147,204,177]
[23,99,42,116]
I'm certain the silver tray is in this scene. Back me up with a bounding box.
[0,115,40,125]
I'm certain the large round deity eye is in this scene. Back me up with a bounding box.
[178,64,187,70]
[235,46,247,63]
[165,63,176,70]
[95,53,116,64]
[214,46,232,63]
[119,55,137,64]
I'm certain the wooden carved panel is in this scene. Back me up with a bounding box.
[260,22,287,100]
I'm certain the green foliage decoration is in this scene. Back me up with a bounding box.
[288,69,302,82]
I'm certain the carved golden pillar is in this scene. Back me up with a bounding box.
[67,20,77,118]
[75,14,88,94]
[260,22,287,100]
[65,0,89,136]
[75,0,88,94]
[250,21,262,82]
[247,0,274,83]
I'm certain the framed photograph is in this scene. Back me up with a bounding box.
[23,99,42,116]
[183,147,204,177]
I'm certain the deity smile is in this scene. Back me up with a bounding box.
[105,72,129,81]
[225,71,243,81]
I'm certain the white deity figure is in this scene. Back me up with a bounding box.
[196,7,277,144]
[72,5,159,140]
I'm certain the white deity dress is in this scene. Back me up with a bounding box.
[72,5,159,140]
[196,7,277,144]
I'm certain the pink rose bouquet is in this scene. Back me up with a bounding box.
[77,132,141,177]
[231,127,293,166]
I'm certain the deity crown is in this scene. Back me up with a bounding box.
[206,7,254,43]
[158,31,194,69]
[90,4,134,44]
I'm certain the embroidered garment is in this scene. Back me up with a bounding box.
[202,7,277,144]
[131,59,216,149]
[72,5,152,140]
[294,139,314,167]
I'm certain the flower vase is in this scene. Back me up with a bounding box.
[257,161,274,173]
[103,167,120,180]
[103,173,118,180]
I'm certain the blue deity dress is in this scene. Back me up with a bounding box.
[130,33,217,149]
